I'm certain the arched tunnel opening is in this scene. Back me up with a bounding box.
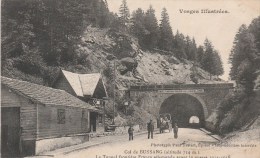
[159,94,205,128]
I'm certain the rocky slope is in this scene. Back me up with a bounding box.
[80,26,223,86]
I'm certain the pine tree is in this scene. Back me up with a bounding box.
[248,16,260,54]
[213,50,224,77]
[173,31,187,59]
[196,45,204,66]
[185,36,192,60]
[97,0,111,28]
[118,0,130,26]
[229,23,258,94]
[201,38,215,79]
[185,36,198,61]
[131,8,146,47]
[229,25,249,80]
[143,5,160,50]
[83,0,111,28]
[248,16,260,73]
[158,8,174,51]
[229,24,258,82]
[191,37,198,61]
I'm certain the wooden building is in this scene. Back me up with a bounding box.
[53,69,108,133]
[1,76,102,157]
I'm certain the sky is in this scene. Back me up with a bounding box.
[106,0,260,80]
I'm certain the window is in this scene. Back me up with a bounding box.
[57,109,65,124]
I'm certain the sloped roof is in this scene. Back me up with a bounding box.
[79,73,101,96]
[1,76,100,112]
[62,70,84,97]
[61,70,107,97]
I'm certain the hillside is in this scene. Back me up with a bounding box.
[80,26,222,85]
[221,94,260,147]
[3,25,224,89]
[1,25,224,127]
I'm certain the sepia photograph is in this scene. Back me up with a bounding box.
[1,0,260,157]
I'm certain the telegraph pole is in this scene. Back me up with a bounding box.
[112,60,116,124]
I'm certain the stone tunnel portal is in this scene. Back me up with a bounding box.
[159,94,206,128]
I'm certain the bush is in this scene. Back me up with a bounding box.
[215,89,254,134]
[14,50,45,76]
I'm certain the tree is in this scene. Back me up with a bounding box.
[201,38,215,79]
[213,50,224,77]
[35,0,92,64]
[1,0,35,60]
[184,36,197,61]
[143,5,160,50]
[248,16,260,53]
[95,0,112,28]
[191,37,198,61]
[173,31,187,59]
[131,8,146,47]
[109,13,125,32]
[229,25,249,80]
[82,0,112,28]
[158,8,174,51]
[196,45,204,66]
[248,16,260,74]
[229,22,259,94]
[131,5,160,50]
[2,0,111,66]
[184,36,192,60]
[119,0,130,26]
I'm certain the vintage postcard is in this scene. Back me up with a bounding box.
[1,0,260,158]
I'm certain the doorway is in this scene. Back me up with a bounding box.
[90,112,97,132]
[1,107,21,157]
[81,109,88,131]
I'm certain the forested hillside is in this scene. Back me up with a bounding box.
[206,16,260,140]
[2,0,227,126]
[1,0,113,84]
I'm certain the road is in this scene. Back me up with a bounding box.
[59,128,223,158]
[49,128,260,158]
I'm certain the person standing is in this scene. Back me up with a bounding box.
[128,125,134,141]
[173,123,178,139]
[147,119,154,139]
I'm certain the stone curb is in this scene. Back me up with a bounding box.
[62,130,149,155]
[35,130,148,157]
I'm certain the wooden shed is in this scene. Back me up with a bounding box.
[1,76,101,157]
[53,69,108,133]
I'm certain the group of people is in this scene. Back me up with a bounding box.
[128,119,179,141]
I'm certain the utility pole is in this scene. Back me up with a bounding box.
[112,60,116,124]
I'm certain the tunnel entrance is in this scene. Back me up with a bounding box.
[159,94,205,128]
